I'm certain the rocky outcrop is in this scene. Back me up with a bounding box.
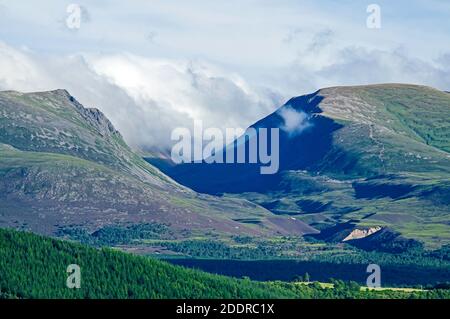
[342,226,382,241]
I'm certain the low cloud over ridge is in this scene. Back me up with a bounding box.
[0,42,282,151]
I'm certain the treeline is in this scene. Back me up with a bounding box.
[160,238,450,266]
[160,240,279,259]
[307,244,450,269]
[56,223,172,246]
[57,224,450,276]
[167,258,450,288]
[161,239,450,287]
[1,228,449,299]
[159,237,450,268]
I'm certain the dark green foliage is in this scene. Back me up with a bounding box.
[232,236,253,244]
[295,200,332,213]
[167,257,450,287]
[427,245,450,261]
[329,279,361,299]
[57,223,171,246]
[0,228,295,299]
[160,240,278,259]
[0,228,449,299]
[161,236,450,287]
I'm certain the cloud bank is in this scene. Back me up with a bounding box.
[1,40,450,151]
[0,42,282,150]
[1,1,450,151]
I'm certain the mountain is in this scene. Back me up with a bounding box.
[0,89,309,238]
[147,84,450,249]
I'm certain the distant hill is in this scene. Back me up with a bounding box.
[148,84,450,249]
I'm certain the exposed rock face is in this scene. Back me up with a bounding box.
[342,226,382,242]
[63,90,120,138]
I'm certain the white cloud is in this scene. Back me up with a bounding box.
[1,1,450,152]
[266,43,450,98]
[278,106,311,136]
[1,36,450,154]
[0,42,282,150]
[0,42,54,90]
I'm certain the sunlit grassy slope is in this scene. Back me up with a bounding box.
[0,89,291,239]
[151,84,450,249]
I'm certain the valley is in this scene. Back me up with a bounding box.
[1,84,449,290]
[1,228,449,299]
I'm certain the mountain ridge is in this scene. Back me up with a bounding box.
[147,83,450,249]
[0,89,307,239]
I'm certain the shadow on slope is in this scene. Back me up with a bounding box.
[147,93,346,194]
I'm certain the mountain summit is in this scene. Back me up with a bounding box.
[149,84,450,249]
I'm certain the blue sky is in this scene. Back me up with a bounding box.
[1,1,449,62]
[0,0,449,149]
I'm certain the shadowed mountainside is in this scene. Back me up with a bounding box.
[147,84,450,249]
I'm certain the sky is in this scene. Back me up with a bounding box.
[0,0,449,150]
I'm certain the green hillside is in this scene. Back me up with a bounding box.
[151,84,450,249]
[252,85,450,249]
[273,85,450,248]
[0,89,171,184]
[1,228,449,299]
[0,89,291,238]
